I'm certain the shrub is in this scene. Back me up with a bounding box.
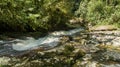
[0,0,74,32]
[75,0,120,27]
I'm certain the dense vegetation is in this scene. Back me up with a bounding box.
[0,0,120,32]
[75,0,120,27]
[0,0,74,32]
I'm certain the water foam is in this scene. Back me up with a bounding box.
[12,28,84,51]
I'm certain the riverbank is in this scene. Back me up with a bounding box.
[0,25,120,67]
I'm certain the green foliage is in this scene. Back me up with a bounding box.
[62,45,75,56]
[0,0,74,32]
[64,45,75,52]
[1,0,120,31]
[75,0,120,27]
[0,65,10,67]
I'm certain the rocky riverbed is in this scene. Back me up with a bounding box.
[0,28,120,67]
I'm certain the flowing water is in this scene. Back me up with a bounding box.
[0,28,85,56]
[1,27,120,66]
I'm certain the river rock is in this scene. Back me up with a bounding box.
[92,49,120,62]
[0,57,11,65]
[100,64,120,67]
[90,25,117,31]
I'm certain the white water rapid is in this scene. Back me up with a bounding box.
[0,28,84,51]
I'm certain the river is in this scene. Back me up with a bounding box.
[0,27,85,56]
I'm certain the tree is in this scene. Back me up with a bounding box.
[0,0,74,32]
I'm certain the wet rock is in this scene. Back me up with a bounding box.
[111,37,120,47]
[0,57,11,65]
[84,61,98,67]
[100,64,120,67]
[103,50,120,62]
[79,61,98,67]
[92,49,120,62]
[90,31,120,48]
